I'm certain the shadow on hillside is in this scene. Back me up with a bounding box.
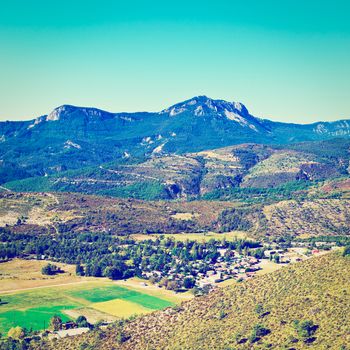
[304,336,317,344]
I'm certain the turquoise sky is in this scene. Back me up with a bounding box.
[1,0,349,122]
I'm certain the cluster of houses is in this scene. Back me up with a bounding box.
[291,240,337,249]
[196,254,260,288]
[142,248,261,290]
[47,320,110,339]
[48,327,90,340]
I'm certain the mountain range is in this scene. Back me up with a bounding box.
[1,96,350,195]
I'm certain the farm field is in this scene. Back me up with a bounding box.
[131,230,249,242]
[68,285,175,309]
[0,280,179,334]
[92,299,151,318]
[0,286,81,334]
[0,259,81,293]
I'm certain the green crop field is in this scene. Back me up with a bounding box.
[68,285,173,310]
[0,306,74,334]
[0,282,175,334]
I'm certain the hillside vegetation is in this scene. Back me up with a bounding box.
[34,252,350,350]
[1,192,349,239]
[262,199,350,237]
[4,139,349,201]
[0,192,236,236]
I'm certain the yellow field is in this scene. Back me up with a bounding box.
[92,299,151,318]
[130,234,158,241]
[131,230,249,243]
[171,212,200,220]
[0,258,83,293]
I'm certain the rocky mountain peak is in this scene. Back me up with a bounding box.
[46,105,74,121]
[159,96,249,118]
[159,96,252,126]
[28,105,116,129]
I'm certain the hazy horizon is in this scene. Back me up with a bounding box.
[1,0,349,123]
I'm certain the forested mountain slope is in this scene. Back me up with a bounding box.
[4,138,350,200]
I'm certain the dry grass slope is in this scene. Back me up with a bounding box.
[263,199,350,237]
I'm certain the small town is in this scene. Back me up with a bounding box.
[138,237,339,292]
